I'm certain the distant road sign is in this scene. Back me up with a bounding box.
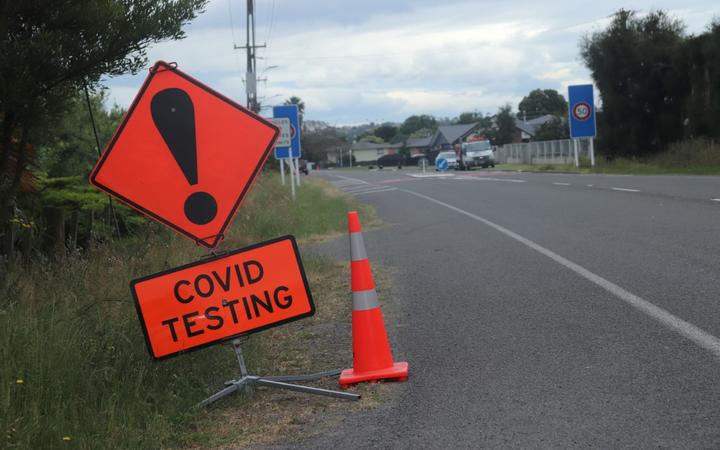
[89,61,279,248]
[268,117,291,147]
[131,235,314,360]
[568,84,596,138]
[273,105,301,159]
[436,158,448,171]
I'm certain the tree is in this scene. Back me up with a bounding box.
[493,104,516,145]
[456,111,482,124]
[518,89,568,119]
[409,128,434,139]
[36,92,124,178]
[373,124,397,142]
[681,20,720,140]
[284,96,305,130]
[533,117,569,141]
[581,9,688,156]
[398,115,438,137]
[358,134,384,144]
[0,0,207,253]
[301,129,346,163]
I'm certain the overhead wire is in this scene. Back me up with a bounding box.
[227,0,245,87]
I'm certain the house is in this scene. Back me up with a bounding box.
[402,123,483,162]
[405,136,432,157]
[514,114,563,142]
[349,141,403,164]
[432,123,480,150]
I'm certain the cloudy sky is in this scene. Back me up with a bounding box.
[105,0,718,126]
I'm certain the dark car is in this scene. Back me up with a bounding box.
[376,153,405,169]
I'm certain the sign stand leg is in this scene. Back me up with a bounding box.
[589,138,595,167]
[573,139,579,168]
[295,157,301,187]
[195,338,359,408]
[280,159,286,186]
[287,158,296,199]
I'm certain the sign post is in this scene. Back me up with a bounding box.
[288,157,296,199]
[568,84,597,167]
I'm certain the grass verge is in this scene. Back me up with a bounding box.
[1,171,376,449]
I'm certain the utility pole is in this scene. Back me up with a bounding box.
[234,0,266,113]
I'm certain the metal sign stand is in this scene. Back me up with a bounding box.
[287,158,296,199]
[280,159,286,186]
[573,139,580,168]
[196,338,360,408]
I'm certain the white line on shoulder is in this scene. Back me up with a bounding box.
[400,188,720,360]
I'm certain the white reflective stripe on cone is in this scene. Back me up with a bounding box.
[353,289,380,311]
[350,232,368,261]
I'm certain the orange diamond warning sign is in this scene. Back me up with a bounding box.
[90,61,279,248]
[131,235,314,360]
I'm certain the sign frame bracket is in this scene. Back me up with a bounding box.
[195,338,360,408]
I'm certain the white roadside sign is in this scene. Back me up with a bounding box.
[268,117,292,148]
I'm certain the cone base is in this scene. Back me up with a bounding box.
[338,361,409,387]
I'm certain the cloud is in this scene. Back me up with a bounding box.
[105,0,718,124]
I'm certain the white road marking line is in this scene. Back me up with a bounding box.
[553,182,571,186]
[353,188,398,196]
[586,184,594,187]
[475,178,526,183]
[612,187,641,192]
[332,174,371,185]
[711,198,720,202]
[344,185,390,193]
[407,173,455,178]
[400,188,720,359]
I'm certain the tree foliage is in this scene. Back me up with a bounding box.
[492,104,516,145]
[581,9,688,156]
[681,20,720,140]
[456,111,481,124]
[399,115,438,137]
[518,89,568,119]
[358,134,384,144]
[373,124,397,142]
[533,117,569,141]
[301,129,346,163]
[35,93,124,178]
[0,0,207,255]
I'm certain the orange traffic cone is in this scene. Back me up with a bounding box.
[339,211,409,387]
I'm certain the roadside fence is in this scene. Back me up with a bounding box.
[495,139,591,165]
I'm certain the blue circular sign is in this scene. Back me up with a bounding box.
[436,158,448,171]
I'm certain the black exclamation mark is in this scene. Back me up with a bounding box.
[151,88,217,225]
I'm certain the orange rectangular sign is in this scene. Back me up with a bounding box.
[130,236,314,360]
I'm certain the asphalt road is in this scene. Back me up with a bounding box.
[276,168,720,449]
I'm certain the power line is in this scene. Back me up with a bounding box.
[265,0,276,49]
[227,0,238,46]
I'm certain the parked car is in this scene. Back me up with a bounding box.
[434,151,458,170]
[462,140,495,168]
[377,153,404,169]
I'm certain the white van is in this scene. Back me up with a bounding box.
[462,140,495,168]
